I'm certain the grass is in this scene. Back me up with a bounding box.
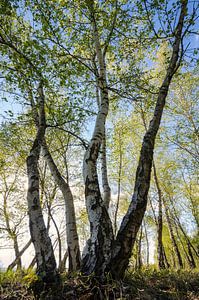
[0,268,199,299]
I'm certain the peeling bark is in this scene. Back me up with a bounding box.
[29,85,81,272]
[110,1,187,278]
[81,0,114,277]
[26,83,57,281]
[101,128,111,210]
[95,66,111,210]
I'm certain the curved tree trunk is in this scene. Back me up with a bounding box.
[26,83,57,282]
[110,1,187,278]
[81,0,114,277]
[141,111,165,269]
[29,86,81,272]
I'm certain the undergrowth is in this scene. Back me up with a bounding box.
[0,268,199,299]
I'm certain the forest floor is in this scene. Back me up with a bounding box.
[0,268,199,300]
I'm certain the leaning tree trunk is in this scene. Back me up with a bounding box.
[110,1,187,278]
[42,139,81,272]
[7,239,32,271]
[29,86,81,272]
[168,199,196,268]
[141,110,165,269]
[26,83,57,282]
[81,0,114,277]
[168,193,199,260]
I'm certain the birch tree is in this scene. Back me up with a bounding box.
[110,0,188,278]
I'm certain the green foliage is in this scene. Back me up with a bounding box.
[125,268,199,300]
[0,269,36,299]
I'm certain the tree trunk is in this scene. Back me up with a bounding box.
[114,132,123,236]
[42,139,81,272]
[95,77,111,210]
[149,196,169,268]
[110,1,187,278]
[168,201,196,268]
[59,250,68,273]
[13,235,22,270]
[153,162,165,269]
[163,247,170,269]
[143,220,149,266]
[29,84,81,272]
[168,194,199,260]
[137,225,143,269]
[81,1,114,277]
[163,198,183,268]
[7,239,32,271]
[26,83,57,282]
[101,127,111,210]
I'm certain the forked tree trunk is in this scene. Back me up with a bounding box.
[141,111,165,269]
[29,88,81,272]
[26,84,57,282]
[81,0,113,277]
[110,1,187,278]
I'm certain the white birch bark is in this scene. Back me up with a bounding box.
[101,127,111,209]
[29,87,81,272]
[42,140,81,271]
[81,0,113,277]
[110,1,187,278]
[96,84,111,209]
[26,83,57,281]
